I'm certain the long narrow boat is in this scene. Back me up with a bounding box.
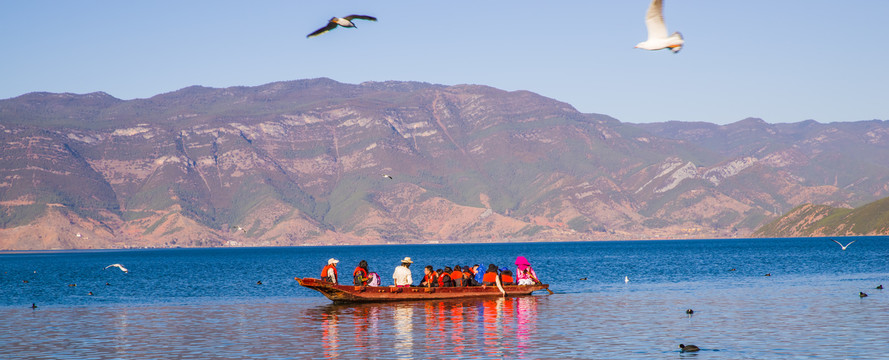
[295,277,550,303]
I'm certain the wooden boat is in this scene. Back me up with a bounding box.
[295,277,550,303]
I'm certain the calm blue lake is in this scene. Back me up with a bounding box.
[2,237,887,359]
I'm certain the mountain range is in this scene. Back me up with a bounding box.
[1,78,887,250]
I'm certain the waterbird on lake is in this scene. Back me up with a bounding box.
[764,273,771,277]
[105,264,128,273]
[579,277,588,281]
[625,276,629,283]
[635,0,684,53]
[257,281,263,285]
[877,285,883,290]
[686,309,694,315]
[307,15,377,38]
[679,344,700,352]
[22,280,28,283]
[729,268,736,271]
[31,303,37,309]
[383,174,393,180]
[860,292,868,298]
[68,284,76,287]
[88,292,94,296]
[831,239,856,250]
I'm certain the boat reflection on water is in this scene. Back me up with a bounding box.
[394,304,413,357]
[314,295,542,358]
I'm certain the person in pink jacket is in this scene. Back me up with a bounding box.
[515,256,541,285]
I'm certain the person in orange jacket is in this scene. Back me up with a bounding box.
[321,258,339,284]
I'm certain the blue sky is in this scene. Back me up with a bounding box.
[2,1,887,124]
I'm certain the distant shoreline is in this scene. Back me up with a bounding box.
[2,235,883,254]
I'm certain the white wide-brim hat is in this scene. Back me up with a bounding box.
[328,258,339,265]
[401,257,413,264]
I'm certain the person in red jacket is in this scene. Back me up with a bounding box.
[321,258,339,284]
[499,267,515,285]
[482,264,500,285]
[451,265,465,287]
[421,265,438,287]
[353,260,369,286]
[439,267,454,287]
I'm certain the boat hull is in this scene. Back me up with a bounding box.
[295,277,549,303]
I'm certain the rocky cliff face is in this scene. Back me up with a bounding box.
[2,79,887,249]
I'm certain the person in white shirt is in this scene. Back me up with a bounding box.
[392,257,414,286]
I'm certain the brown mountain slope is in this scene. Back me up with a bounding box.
[754,197,889,237]
[1,79,888,249]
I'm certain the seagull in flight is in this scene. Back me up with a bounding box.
[307,15,377,38]
[105,264,128,273]
[233,226,247,233]
[831,239,856,250]
[383,174,393,180]
[635,0,684,53]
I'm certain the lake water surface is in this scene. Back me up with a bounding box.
[2,237,887,359]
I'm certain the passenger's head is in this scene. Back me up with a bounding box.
[444,266,452,273]
[424,265,433,274]
[454,265,461,271]
[487,264,498,273]
[359,260,368,269]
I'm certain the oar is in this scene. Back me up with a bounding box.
[530,273,553,295]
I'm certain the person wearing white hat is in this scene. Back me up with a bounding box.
[392,257,413,287]
[321,258,339,284]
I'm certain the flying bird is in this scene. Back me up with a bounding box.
[635,0,684,53]
[383,174,393,180]
[831,239,856,250]
[307,15,377,38]
[625,276,629,283]
[105,264,128,273]
[233,226,247,233]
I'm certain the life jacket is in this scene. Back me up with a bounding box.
[353,267,368,286]
[463,270,475,285]
[482,271,499,284]
[451,270,464,286]
[321,264,338,283]
[439,273,453,287]
[501,273,514,285]
[423,273,438,287]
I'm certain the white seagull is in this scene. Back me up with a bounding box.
[383,174,393,180]
[625,276,630,283]
[232,226,247,233]
[831,239,856,250]
[635,0,684,53]
[105,264,128,273]
[307,15,377,38]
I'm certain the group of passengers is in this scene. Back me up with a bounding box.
[319,256,541,287]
